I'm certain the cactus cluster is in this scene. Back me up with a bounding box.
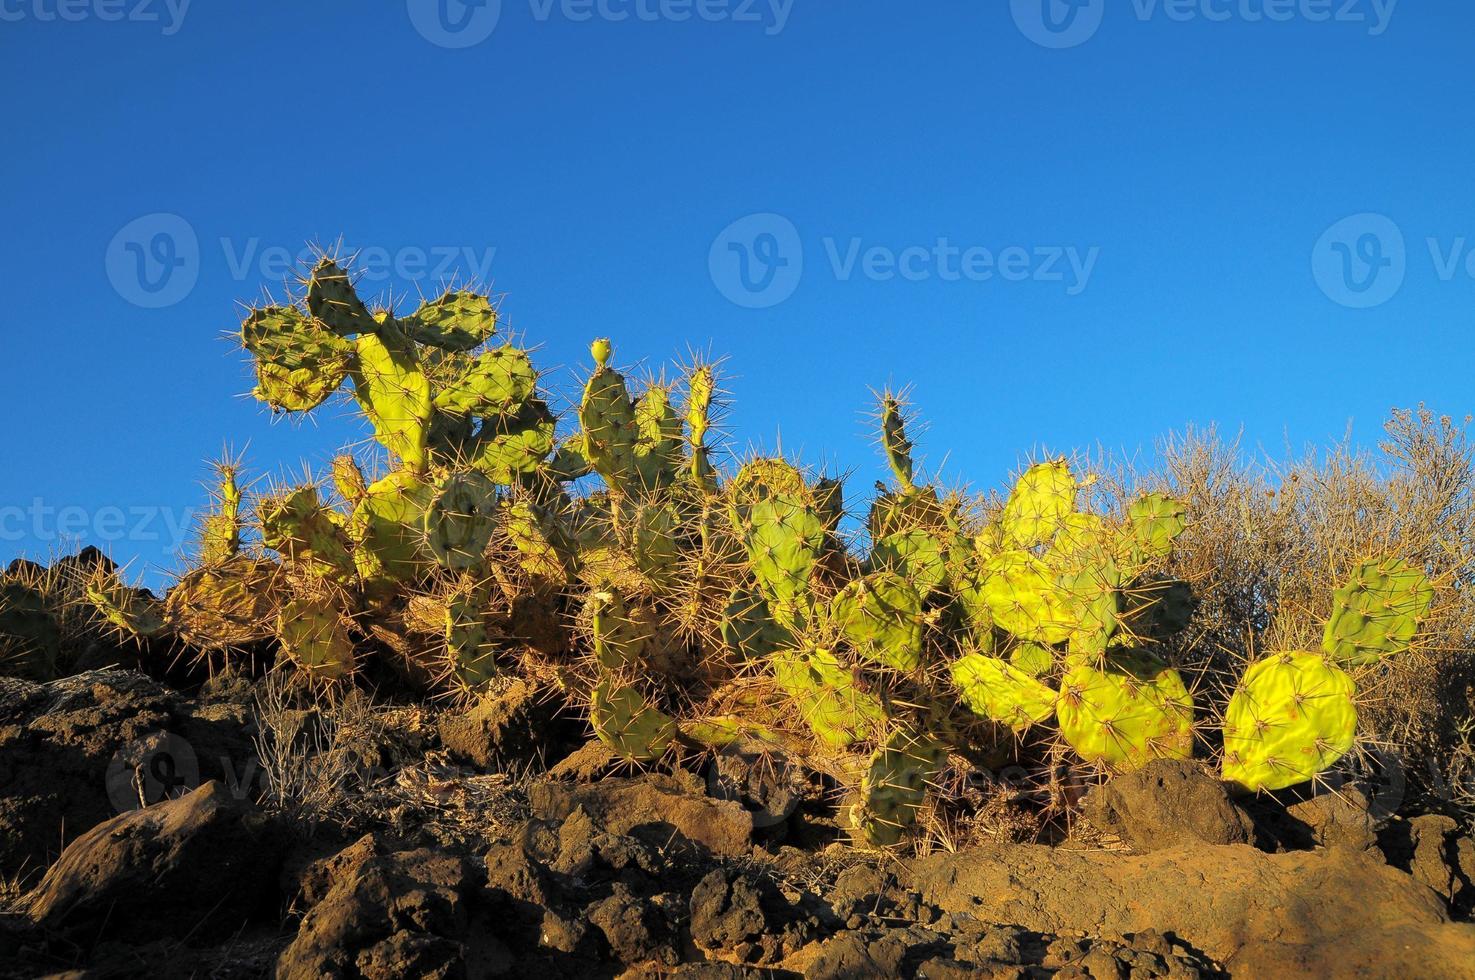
[52,246,1444,850]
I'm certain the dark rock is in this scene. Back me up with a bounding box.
[1285,787,1379,851]
[1080,759,1253,852]
[529,771,754,858]
[437,679,580,772]
[587,882,678,967]
[276,847,514,979]
[690,869,768,951]
[26,781,280,944]
[914,840,1475,976]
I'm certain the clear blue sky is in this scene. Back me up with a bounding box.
[2,1,1471,587]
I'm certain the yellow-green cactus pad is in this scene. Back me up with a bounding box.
[870,529,950,597]
[738,495,827,614]
[404,290,498,351]
[1322,558,1434,667]
[306,258,376,336]
[277,596,355,681]
[259,486,355,580]
[830,571,924,671]
[349,469,435,583]
[164,559,279,649]
[1222,651,1357,792]
[470,400,557,483]
[85,573,166,639]
[973,549,1073,645]
[1001,459,1075,549]
[1056,655,1194,769]
[852,728,947,847]
[591,678,676,763]
[951,652,1057,732]
[771,647,887,750]
[432,347,536,416]
[351,326,433,471]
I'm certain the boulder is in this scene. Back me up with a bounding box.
[1080,759,1253,852]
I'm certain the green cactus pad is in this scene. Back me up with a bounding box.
[259,486,356,580]
[974,549,1073,645]
[331,454,369,504]
[424,470,499,570]
[1001,459,1076,549]
[306,258,376,336]
[277,596,355,681]
[351,326,433,472]
[868,486,950,541]
[686,366,716,484]
[625,501,682,590]
[470,400,557,483]
[720,584,793,661]
[444,578,498,689]
[771,647,887,750]
[504,500,578,582]
[730,457,809,505]
[1118,493,1188,570]
[1055,558,1123,657]
[738,494,827,619]
[403,290,498,351]
[164,558,279,649]
[431,347,537,416]
[1322,558,1434,666]
[200,466,243,567]
[548,434,595,482]
[349,469,435,583]
[0,580,61,680]
[631,385,685,490]
[242,304,355,369]
[829,571,924,671]
[852,728,947,847]
[1056,654,1194,769]
[1008,641,1055,676]
[588,589,656,670]
[880,396,916,492]
[1222,651,1357,791]
[870,529,949,597]
[951,652,1057,732]
[85,573,166,639]
[591,678,676,763]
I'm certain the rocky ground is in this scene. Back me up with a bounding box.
[2,670,1474,979]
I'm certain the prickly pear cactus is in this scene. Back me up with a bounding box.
[1055,652,1193,770]
[86,572,166,639]
[770,647,887,750]
[1322,558,1434,666]
[852,728,947,847]
[590,677,676,762]
[720,584,792,661]
[259,486,355,581]
[1221,651,1357,791]
[402,290,498,351]
[277,596,355,681]
[351,324,434,474]
[736,494,827,627]
[424,470,499,570]
[1001,459,1075,549]
[164,559,280,650]
[829,571,924,671]
[968,550,1073,645]
[348,469,435,584]
[200,465,244,567]
[0,579,61,680]
[951,652,1056,732]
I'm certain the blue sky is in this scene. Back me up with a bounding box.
[2,0,1471,586]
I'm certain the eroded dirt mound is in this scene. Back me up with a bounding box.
[4,671,1475,979]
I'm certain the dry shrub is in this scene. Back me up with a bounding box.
[1140,406,1475,807]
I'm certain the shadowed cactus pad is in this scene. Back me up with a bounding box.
[852,728,947,847]
[1056,654,1193,769]
[349,470,435,584]
[0,580,61,680]
[164,559,280,649]
[951,653,1056,732]
[277,596,355,682]
[1222,651,1357,792]
[720,584,792,661]
[591,678,676,762]
[771,647,887,750]
[830,572,924,671]
[306,257,376,336]
[425,470,499,570]
[86,573,166,639]
[1322,558,1434,667]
